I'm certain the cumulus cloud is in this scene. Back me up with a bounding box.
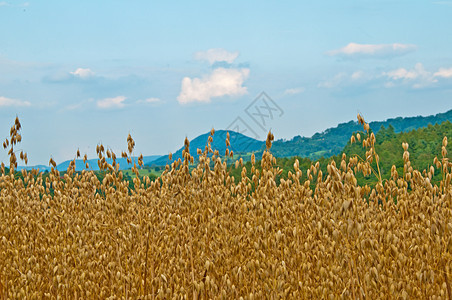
[326,43,416,58]
[318,73,348,89]
[97,96,126,109]
[70,68,95,79]
[46,68,96,83]
[284,87,305,95]
[177,68,249,104]
[434,67,452,78]
[143,97,161,103]
[317,70,377,89]
[317,63,452,91]
[383,63,437,88]
[385,68,418,80]
[0,96,31,107]
[351,71,365,80]
[384,64,452,88]
[137,97,161,104]
[63,98,94,111]
[65,103,83,111]
[194,48,239,65]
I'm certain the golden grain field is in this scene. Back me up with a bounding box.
[0,116,451,299]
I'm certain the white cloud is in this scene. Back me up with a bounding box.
[97,96,126,109]
[318,73,348,88]
[284,87,305,95]
[326,43,416,58]
[144,97,160,103]
[0,96,31,107]
[351,71,365,80]
[137,97,161,104]
[318,64,452,91]
[194,48,239,65]
[63,98,94,111]
[434,67,452,78]
[318,71,375,89]
[433,1,452,6]
[0,2,28,7]
[384,82,395,88]
[385,68,418,80]
[177,68,249,104]
[70,68,95,79]
[383,63,437,88]
[65,103,83,111]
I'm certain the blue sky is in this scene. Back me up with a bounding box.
[1,0,452,165]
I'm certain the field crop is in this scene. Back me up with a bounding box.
[0,117,451,299]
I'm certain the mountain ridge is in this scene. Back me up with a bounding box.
[149,108,452,166]
[17,155,161,172]
[269,109,452,160]
[149,130,263,166]
[16,108,452,170]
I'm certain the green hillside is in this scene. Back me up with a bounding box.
[149,109,452,166]
[270,109,452,160]
[340,121,452,185]
[229,120,452,186]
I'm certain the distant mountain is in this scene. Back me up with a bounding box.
[149,109,452,166]
[16,165,51,172]
[149,130,264,166]
[18,155,161,172]
[15,109,452,170]
[270,109,452,160]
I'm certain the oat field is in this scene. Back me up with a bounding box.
[1,116,451,299]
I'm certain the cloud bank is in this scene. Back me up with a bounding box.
[284,87,305,95]
[434,67,452,78]
[194,48,239,65]
[143,97,161,103]
[317,63,452,91]
[137,97,161,104]
[327,43,417,58]
[383,63,438,88]
[0,96,31,107]
[97,96,126,109]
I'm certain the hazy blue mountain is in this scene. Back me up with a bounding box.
[150,109,452,166]
[16,165,51,172]
[18,155,161,172]
[15,109,452,170]
[149,130,264,166]
[57,155,161,171]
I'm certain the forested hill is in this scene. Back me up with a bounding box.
[270,109,452,160]
[341,120,452,183]
[229,120,452,186]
